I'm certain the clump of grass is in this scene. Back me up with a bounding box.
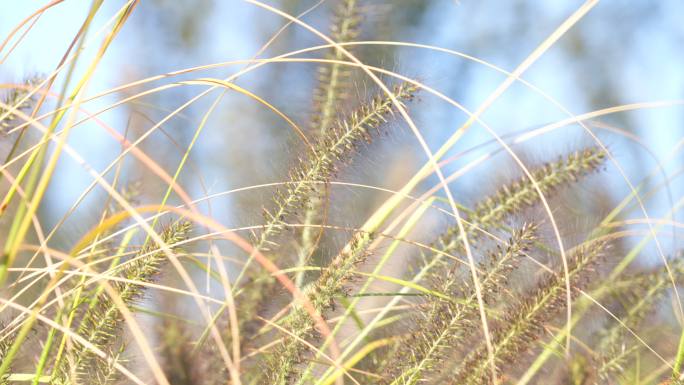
[261,145,606,384]
[257,82,418,384]
[53,221,191,384]
[1,1,681,385]
[593,262,684,382]
[450,240,607,385]
[235,82,417,354]
[384,224,537,385]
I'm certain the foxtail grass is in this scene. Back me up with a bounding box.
[255,83,418,384]
[450,240,607,385]
[433,147,605,261]
[594,262,684,382]
[296,0,362,289]
[384,224,537,385]
[1,1,680,385]
[52,221,190,385]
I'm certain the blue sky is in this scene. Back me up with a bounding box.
[1,0,683,256]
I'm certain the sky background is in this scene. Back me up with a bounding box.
[1,0,683,266]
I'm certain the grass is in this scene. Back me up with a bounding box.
[0,0,683,384]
